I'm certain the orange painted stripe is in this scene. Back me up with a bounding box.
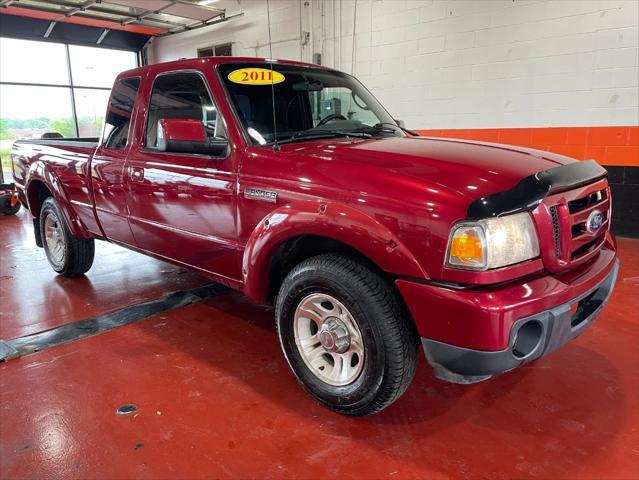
[0,8,166,36]
[414,126,639,167]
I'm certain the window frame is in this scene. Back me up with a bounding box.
[197,43,232,58]
[197,46,214,58]
[141,69,229,160]
[214,43,233,57]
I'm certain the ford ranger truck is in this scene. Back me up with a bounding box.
[11,57,619,416]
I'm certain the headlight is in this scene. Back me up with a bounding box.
[446,212,539,270]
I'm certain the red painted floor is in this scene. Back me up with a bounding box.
[0,209,209,339]
[1,211,638,479]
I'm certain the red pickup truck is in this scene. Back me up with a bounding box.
[11,57,619,415]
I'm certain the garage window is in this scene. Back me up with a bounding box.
[0,37,137,159]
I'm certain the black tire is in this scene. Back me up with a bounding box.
[40,196,94,277]
[276,254,420,416]
[0,194,20,215]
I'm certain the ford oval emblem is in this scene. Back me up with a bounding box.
[586,210,604,234]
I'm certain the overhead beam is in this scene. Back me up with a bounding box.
[1,0,228,34]
[121,12,156,26]
[27,0,122,18]
[162,11,241,36]
[11,0,182,28]
[121,14,184,28]
[0,2,176,30]
[2,3,116,23]
[180,12,225,31]
[57,0,98,19]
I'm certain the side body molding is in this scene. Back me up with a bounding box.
[26,161,90,239]
[242,200,428,303]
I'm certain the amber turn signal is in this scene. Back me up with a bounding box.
[448,226,486,268]
[450,231,483,260]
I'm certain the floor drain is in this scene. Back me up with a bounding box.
[116,404,138,415]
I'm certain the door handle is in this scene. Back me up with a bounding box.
[129,167,144,182]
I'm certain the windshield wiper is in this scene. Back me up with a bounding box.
[351,124,409,137]
[374,122,420,137]
[276,130,372,145]
[354,125,397,135]
[355,123,419,137]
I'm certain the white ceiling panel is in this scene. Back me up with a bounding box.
[162,3,221,21]
[108,0,173,13]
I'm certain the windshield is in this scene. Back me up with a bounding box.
[218,62,404,145]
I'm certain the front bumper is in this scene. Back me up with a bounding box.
[426,260,618,383]
[396,245,619,384]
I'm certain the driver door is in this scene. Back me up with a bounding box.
[125,69,240,284]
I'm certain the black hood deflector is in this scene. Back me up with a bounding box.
[467,160,607,220]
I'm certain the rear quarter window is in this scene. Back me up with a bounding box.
[102,77,140,150]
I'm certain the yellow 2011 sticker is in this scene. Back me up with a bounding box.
[228,68,285,85]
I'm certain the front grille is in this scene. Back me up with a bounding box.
[568,188,608,261]
[568,190,603,213]
[540,182,610,272]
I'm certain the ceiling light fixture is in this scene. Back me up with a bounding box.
[199,0,220,5]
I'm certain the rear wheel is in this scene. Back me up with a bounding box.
[276,254,419,416]
[40,197,94,277]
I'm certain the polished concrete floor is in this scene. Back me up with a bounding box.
[1,207,638,479]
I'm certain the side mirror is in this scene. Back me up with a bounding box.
[157,119,228,156]
[394,119,406,129]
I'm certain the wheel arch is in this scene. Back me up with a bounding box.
[26,179,53,218]
[242,200,428,304]
[25,162,89,238]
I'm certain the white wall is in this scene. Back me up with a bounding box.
[150,0,639,130]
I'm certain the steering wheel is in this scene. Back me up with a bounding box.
[317,114,347,126]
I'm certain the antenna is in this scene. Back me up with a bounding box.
[266,0,280,151]
[351,0,357,74]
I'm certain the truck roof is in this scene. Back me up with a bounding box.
[118,56,334,79]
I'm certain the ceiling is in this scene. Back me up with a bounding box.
[0,0,230,36]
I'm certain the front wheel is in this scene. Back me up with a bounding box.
[275,254,419,416]
[40,197,95,277]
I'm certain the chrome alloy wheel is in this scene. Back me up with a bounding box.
[44,212,66,267]
[293,293,365,386]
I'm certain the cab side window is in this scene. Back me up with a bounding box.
[144,71,226,150]
[102,77,140,149]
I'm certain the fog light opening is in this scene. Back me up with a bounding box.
[512,321,542,359]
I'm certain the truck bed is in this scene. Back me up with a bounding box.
[11,138,99,190]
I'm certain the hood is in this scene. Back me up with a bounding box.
[282,136,577,203]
